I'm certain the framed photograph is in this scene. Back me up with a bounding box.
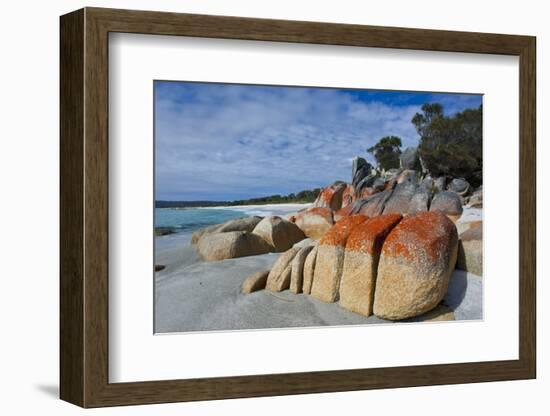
[60,7,536,408]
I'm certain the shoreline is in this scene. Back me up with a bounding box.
[155,207,483,333]
[155,203,312,235]
[157,202,312,211]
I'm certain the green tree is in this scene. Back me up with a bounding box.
[367,136,402,170]
[412,103,482,186]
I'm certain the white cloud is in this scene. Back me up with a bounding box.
[154,83,476,201]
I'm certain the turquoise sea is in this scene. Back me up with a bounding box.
[155,208,247,233]
[155,204,310,234]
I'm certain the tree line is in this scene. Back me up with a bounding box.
[156,188,322,208]
[367,103,482,186]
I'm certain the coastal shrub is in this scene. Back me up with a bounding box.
[367,136,402,171]
[412,103,482,187]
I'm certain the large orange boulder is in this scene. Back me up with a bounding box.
[339,214,403,316]
[310,215,369,303]
[294,207,334,240]
[313,181,347,211]
[373,211,458,320]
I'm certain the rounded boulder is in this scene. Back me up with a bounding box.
[339,214,403,316]
[197,231,273,261]
[373,211,459,320]
[252,216,306,252]
[448,178,470,196]
[457,221,483,276]
[310,215,369,303]
[191,216,263,245]
[294,207,334,240]
[430,191,463,218]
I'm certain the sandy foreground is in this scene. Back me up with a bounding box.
[154,207,483,334]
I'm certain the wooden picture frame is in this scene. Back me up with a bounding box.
[60,7,536,408]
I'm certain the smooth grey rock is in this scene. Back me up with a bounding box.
[355,173,377,192]
[382,181,416,215]
[372,177,386,192]
[430,191,463,216]
[448,178,470,196]
[352,157,373,188]
[430,191,462,215]
[352,156,367,179]
[418,176,434,192]
[351,188,394,217]
[434,176,447,192]
[383,168,401,180]
[400,147,420,170]
[408,189,432,213]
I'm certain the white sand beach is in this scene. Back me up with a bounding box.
[203,203,312,218]
[154,207,483,334]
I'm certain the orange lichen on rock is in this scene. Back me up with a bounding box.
[311,214,369,303]
[373,210,459,320]
[294,207,334,240]
[301,207,333,222]
[334,204,353,222]
[338,214,403,316]
[313,182,347,211]
[345,214,403,255]
[341,184,356,208]
[319,215,369,247]
[381,210,457,263]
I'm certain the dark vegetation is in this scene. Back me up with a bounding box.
[413,103,482,187]
[367,136,402,171]
[156,188,322,208]
[368,103,482,187]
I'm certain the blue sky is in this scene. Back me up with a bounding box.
[155,81,482,201]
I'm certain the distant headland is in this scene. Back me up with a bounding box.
[155,188,322,208]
